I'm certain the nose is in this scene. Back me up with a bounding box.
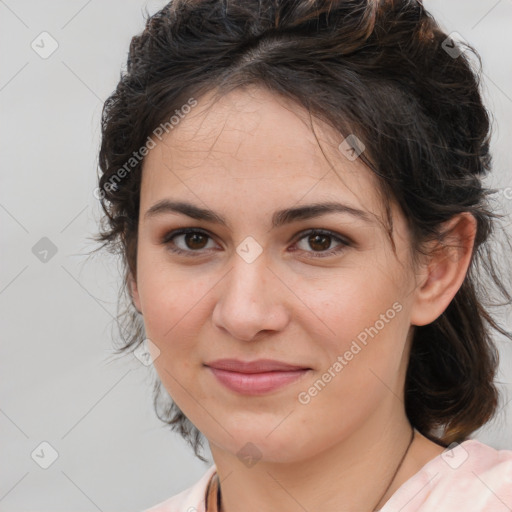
[211,252,290,342]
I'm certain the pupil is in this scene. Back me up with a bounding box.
[186,232,207,249]
[309,234,330,251]
[183,233,332,251]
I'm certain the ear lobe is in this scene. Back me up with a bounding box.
[410,212,477,327]
[128,272,142,314]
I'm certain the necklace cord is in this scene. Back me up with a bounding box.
[371,427,416,512]
[207,427,416,512]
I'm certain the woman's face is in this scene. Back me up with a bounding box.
[132,86,421,463]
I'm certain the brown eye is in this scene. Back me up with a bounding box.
[162,228,350,259]
[183,232,208,250]
[162,228,217,255]
[294,229,350,258]
[307,233,332,252]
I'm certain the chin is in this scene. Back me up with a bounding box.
[209,427,315,465]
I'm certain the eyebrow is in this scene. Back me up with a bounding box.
[144,199,373,228]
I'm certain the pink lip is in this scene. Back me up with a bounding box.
[204,359,311,395]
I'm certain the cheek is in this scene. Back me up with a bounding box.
[303,266,406,345]
[138,265,215,408]
[296,267,410,408]
[137,243,203,317]
[135,251,215,364]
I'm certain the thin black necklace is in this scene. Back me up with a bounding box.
[371,427,416,511]
[213,427,416,512]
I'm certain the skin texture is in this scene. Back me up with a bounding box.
[130,85,477,511]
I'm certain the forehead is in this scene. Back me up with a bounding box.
[140,85,386,224]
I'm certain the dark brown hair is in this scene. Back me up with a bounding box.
[94,0,512,461]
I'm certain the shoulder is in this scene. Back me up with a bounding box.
[143,465,217,512]
[381,440,512,511]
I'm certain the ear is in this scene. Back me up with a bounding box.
[128,272,142,314]
[410,212,477,327]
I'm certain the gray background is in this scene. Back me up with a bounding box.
[1,1,511,510]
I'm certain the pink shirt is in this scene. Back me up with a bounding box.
[144,440,512,511]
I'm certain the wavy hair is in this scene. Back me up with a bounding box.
[94,0,512,460]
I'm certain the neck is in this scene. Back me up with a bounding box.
[209,406,434,512]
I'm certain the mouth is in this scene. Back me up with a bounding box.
[204,358,311,395]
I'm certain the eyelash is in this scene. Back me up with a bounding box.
[161,228,351,258]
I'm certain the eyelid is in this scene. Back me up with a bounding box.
[161,227,214,244]
[290,228,353,247]
[161,227,220,255]
[161,226,353,258]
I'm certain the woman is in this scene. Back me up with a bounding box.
[94,0,512,510]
